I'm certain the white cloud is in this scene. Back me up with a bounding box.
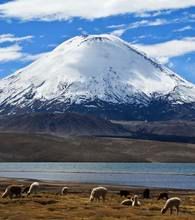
[107,24,126,29]
[111,29,126,37]
[0,0,195,21]
[133,37,195,64]
[0,33,42,63]
[0,43,47,63]
[173,25,193,32]
[129,18,168,29]
[77,27,88,36]
[110,18,169,37]
[135,9,173,18]
[0,44,23,62]
[0,34,38,63]
[0,34,33,43]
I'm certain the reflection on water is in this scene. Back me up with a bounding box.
[0,163,195,189]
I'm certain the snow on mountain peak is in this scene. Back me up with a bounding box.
[0,34,195,114]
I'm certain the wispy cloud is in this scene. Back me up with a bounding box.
[0,0,195,21]
[0,44,23,62]
[77,27,88,35]
[0,34,33,44]
[129,19,168,29]
[0,34,39,63]
[111,29,126,37]
[110,13,195,37]
[173,25,193,32]
[135,9,173,18]
[133,37,195,63]
[110,18,169,37]
[107,24,126,29]
[0,43,46,63]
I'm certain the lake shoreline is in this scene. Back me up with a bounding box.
[1,177,195,192]
[1,162,195,189]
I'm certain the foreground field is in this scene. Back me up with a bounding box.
[0,179,195,219]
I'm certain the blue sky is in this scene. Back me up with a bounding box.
[0,0,195,83]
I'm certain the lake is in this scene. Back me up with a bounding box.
[0,163,195,189]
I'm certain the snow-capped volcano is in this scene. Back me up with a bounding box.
[0,34,195,120]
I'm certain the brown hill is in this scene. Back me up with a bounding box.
[0,133,195,162]
[0,112,128,136]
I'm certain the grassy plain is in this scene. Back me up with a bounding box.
[0,179,194,219]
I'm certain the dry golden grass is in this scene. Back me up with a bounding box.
[0,183,195,220]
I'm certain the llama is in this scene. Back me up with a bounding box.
[161,197,181,215]
[158,192,169,200]
[89,186,107,202]
[2,185,23,199]
[121,198,133,206]
[143,188,150,199]
[27,182,40,196]
[61,187,68,195]
[132,195,141,207]
[120,190,130,197]
[22,186,30,194]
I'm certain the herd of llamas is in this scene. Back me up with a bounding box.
[1,182,181,216]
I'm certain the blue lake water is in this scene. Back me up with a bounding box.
[0,163,195,189]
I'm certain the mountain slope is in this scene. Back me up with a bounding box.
[0,133,195,162]
[113,120,195,143]
[0,112,128,136]
[0,34,195,120]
